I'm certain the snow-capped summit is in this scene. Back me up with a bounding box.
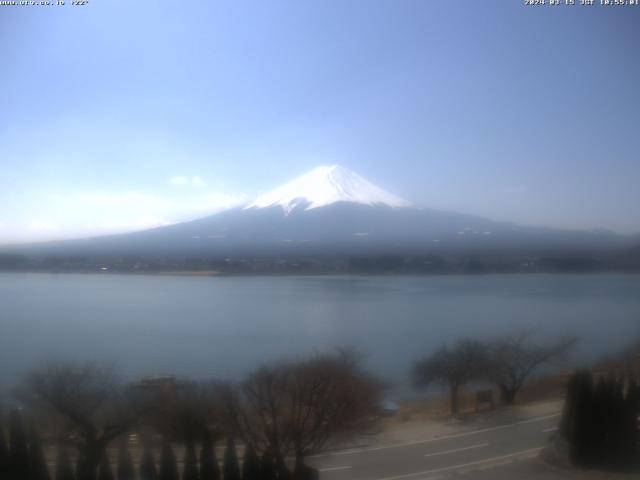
[244,165,413,214]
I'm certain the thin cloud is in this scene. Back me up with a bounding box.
[190,192,247,212]
[3,184,247,243]
[84,217,173,233]
[52,189,244,215]
[73,191,170,208]
[192,176,206,187]
[169,176,206,187]
[27,221,60,232]
[169,176,189,186]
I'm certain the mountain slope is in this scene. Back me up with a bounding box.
[6,202,628,259]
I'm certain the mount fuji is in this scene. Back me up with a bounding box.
[2,165,636,272]
[244,165,412,214]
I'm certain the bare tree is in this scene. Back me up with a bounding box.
[20,361,143,480]
[413,339,488,416]
[231,350,383,477]
[487,331,576,404]
[144,380,223,444]
[285,351,383,473]
[235,363,291,477]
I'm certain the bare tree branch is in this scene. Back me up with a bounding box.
[487,331,577,404]
[412,339,488,415]
[19,361,143,480]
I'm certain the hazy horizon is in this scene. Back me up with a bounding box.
[2,1,639,243]
[2,162,640,248]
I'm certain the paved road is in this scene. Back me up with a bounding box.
[309,413,561,480]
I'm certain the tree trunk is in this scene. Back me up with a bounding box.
[293,451,318,480]
[77,445,103,480]
[275,452,290,480]
[499,385,517,405]
[293,451,304,479]
[450,384,460,416]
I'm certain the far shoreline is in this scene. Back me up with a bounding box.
[1,269,639,278]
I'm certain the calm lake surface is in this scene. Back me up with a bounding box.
[1,273,639,393]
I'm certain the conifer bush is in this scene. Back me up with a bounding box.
[241,445,260,480]
[139,442,158,480]
[561,370,640,468]
[54,444,75,480]
[158,440,179,480]
[117,442,135,480]
[259,451,277,480]
[8,409,30,479]
[98,452,114,480]
[199,431,219,480]
[183,439,199,480]
[0,413,9,479]
[29,424,51,480]
[222,439,241,480]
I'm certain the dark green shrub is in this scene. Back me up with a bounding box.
[158,440,178,480]
[562,370,640,468]
[29,424,51,480]
[199,431,219,480]
[139,443,158,480]
[259,451,276,480]
[241,445,260,480]
[183,439,199,480]
[54,444,75,480]
[222,439,240,480]
[98,452,114,480]
[117,442,135,480]
[8,409,30,479]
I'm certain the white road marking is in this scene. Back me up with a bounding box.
[319,465,352,472]
[516,413,560,425]
[543,427,559,433]
[424,442,488,457]
[374,447,543,480]
[312,413,560,458]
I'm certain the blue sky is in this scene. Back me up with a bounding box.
[1,0,639,242]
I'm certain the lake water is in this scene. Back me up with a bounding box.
[1,273,639,394]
